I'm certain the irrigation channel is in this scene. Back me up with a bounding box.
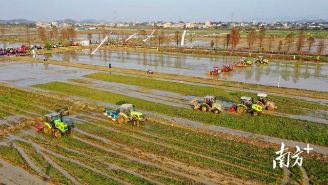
[0,49,327,184]
[35,49,328,92]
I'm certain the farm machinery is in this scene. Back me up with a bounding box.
[104,104,145,126]
[190,96,224,114]
[36,110,73,139]
[255,56,269,64]
[230,96,263,116]
[233,58,253,67]
[207,66,233,75]
[255,93,277,112]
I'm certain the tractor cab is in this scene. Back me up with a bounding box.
[257,93,267,105]
[204,96,216,106]
[45,112,63,127]
[240,96,253,109]
[258,56,264,60]
[118,104,145,122]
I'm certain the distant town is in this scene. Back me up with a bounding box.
[1,19,328,30]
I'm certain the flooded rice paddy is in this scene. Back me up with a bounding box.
[36,49,328,91]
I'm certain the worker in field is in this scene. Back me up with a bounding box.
[148,70,153,75]
[108,63,111,68]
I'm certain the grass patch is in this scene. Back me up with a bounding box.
[34,82,328,146]
[84,72,328,116]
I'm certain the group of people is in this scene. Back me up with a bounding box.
[0,45,27,56]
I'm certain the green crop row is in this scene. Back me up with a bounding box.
[13,140,74,185]
[0,145,34,172]
[34,82,328,146]
[84,72,328,116]
[48,154,123,185]
[80,114,274,166]
[288,166,303,185]
[28,134,188,184]
[78,115,282,176]
[303,159,328,185]
[76,122,279,183]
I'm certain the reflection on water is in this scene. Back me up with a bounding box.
[37,49,328,92]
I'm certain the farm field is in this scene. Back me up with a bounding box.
[0,48,327,185]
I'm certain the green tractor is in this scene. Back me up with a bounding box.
[255,56,269,64]
[37,111,73,139]
[190,96,224,114]
[236,96,263,116]
[117,104,145,126]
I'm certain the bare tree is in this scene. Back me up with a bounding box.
[60,29,68,41]
[210,40,214,48]
[67,27,76,42]
[247,28,257,53]
[25,26,31,45]
[174,31,180,47]
[229,28,240,51]
[0,28,5,35]
[258,26,266,48]
[215,35,219,48]
[53,27,58,38]
[141,30,147,46]
[296,30,306,54]
[188,33,194,44]
[285,32,295,54]
[307,36,315,55]
[225,34,230,50]
[102,30,107,40]
[160,30,165,47]
[278,40,283,54]
[268,34,275,53]
[87,33,93,45]
[48,31,54,39]
[154,29,158,47]
[37,28,47,43]
[317,38,326,56]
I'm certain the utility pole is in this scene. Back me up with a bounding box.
[231,12,235,28]
[113,10,116,23]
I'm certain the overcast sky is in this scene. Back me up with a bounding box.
[1,0,328,22]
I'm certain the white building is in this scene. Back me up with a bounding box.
[205,20,211,27]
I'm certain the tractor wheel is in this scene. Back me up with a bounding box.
[133,120,140,126]
[67,127,73,136]
[253,111,259,116]
[118,115,127,124]
[213,109,220,114]
[43,126,50,135]
[201,105,209,112]
[237,106,247,114]
[268,106,275,112]
[54,129,62,139]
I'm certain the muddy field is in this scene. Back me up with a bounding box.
[0,48,327,185]
[35,49,328,92]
